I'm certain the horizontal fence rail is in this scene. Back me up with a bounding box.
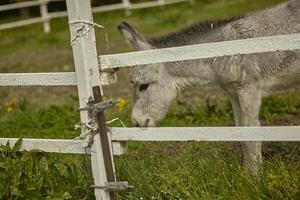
[0,0,42,12]
[109,127,300,142]
[0,17,45,30]
[1,33,299,86]
[0,0,190,32]
[0,126,299,155]
[0,72,76,86]
[0,138,124,155]
[100,33,300,69]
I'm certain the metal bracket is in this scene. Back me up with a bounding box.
[92,181,133,192]
[79,99,116,116]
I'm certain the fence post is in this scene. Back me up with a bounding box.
[158,0,165,5]
[39,0,50,33]
[122,0,131,16]
[158,0,165,9]
[66,0,115,199]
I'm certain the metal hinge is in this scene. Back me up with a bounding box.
[92,181,133,192]
[79,99,116,115]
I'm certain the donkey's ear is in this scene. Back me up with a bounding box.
[118,22,154,51]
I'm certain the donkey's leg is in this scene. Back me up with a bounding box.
[228,86,262,173]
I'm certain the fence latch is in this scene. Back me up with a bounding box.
[92,181,133,192]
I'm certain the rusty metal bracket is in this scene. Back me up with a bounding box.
[79,99,116,116]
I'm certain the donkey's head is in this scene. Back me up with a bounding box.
[118,22,178,127]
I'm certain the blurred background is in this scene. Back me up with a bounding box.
[1,1,299,199]
[0,0,287,105]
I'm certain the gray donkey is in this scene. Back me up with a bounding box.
[117,0,300,173]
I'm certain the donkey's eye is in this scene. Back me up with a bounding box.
[139,84,149,91]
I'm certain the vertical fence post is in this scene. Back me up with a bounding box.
[122,0,131,16]
[39,0,50,33]
[158,0,165,5]
[66,0,115,199]
[158,0,165,9]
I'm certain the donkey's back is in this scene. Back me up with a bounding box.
[225,0,300,40]
[213,0,300,93]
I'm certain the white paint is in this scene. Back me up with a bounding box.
[0,138,90,154]
[0,17,44,30]
[0,0,189,31]
[66,0,111,199]
[91,136,114,199]
[66,0,101,126]
[1,125,299,157]
[39,0,51,33]
[0,138,124,155]
[110,127,300,142]
[0,0,41,11]
[48,10,68,19]
[100,33,300,69]
[122,0,131,16]
[158,0,165,6]
[129,0,187,10]
[0,72,76,86]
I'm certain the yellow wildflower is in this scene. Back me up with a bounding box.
[116,98,128,111]
[5,98,16,112]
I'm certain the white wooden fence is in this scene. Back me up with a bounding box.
[0,0,300,199]
[0,0,192,33]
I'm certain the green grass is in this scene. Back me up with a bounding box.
[0,91,299,199]
[0,0,299,199]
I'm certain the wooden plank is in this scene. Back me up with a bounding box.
[0,17,44,30]
[0,138,124,155]
[0,0,41,12]
[0,72,76,86]
[0,138,90,154]
[66,0,112,199]
[92,3,125,13]
[110,127,300,142]
[0,73,112,87]
[90,136,111,199]
[129,0,187,10]
[122,0,131,16]
[99,33,300,69]
[49,11,68,19]
[49,0,188,18]
[39,0,51,33]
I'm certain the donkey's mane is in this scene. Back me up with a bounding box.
[150,17,241,48]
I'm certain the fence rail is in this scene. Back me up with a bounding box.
[0,0,191,33]
[110,127,300,142]
[0,138,124,155]
[1,126,299,156]
[100,33,300,69]
[0,33,299,86]
[0,72,76,86]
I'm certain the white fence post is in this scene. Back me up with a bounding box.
[122,0,131,16]
[158,0,165,5]
[158,0,165,9]
[39,0,50,33]
[65,0,112,199]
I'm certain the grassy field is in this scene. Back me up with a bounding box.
[0,0,299,199]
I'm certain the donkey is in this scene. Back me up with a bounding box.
[117,0,300,173]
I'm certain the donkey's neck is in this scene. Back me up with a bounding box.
[150,18,239,47]
[164,59,216,88]
[152,19,238,87]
